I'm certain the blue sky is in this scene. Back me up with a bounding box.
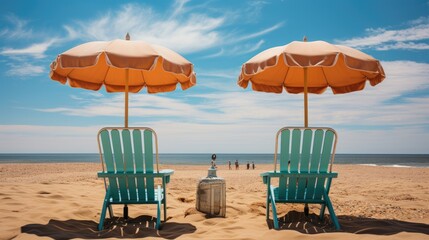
[0,0,428,153]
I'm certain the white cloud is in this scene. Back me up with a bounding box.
[85,92,104,98]
[6,62,45,77]
[202,49,225,59]
[375,42,429,50]
[63,3,225,53]
[171,0,191,18]
[0,14,33,39]
[197,69,237,79]
[202,40,266,59]
[336,17,429,50]
[37,93,204,119]
[62,3,281,54]
[195,68,240,91]
[233,23,283,43]
[230,40,265,55]
[0,39,57,58]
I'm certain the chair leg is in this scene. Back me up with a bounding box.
[99,189,111,231]
[123,204,128,219]
[156,185,162,230]
[323,192,340,230]
[108,205,114,218]
[269,186,279,229]
[163,200,167,222]
[319,203,326,221]
[163,180,167,222]
[304,203,309,216]
[266,178,270,220]
[266,194,270,220]
[99,199,109,231]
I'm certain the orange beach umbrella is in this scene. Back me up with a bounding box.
[50,33,196,127]
[238,38,385,127]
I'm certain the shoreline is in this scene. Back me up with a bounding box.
[1,163,429,239]
[1,153,428,169]
[0,162,428,169]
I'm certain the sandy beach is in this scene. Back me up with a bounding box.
[1,163,428,240]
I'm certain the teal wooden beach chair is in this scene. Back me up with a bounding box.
[261,127,340,230]
[97,127,173,230]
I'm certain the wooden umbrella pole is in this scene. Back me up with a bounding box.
[304,67,308,128]
[125,68,129,128]
[303,36,309,128]
[124,62,130,218]
[124,33,131,128]
[303,36,310,216]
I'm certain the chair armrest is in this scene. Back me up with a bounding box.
[260,171,271,184]
[260,171,338,183]
[98,170,175,179]
[159,169,174,176]
[159,169,174,184]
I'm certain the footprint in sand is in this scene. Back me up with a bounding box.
[226,205,246,215]
[249,202,266,215]
[48,194,65,199]
[184,207,199,217]
[37,191,51,195]
[177,197,195,203]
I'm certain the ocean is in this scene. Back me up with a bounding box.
[0,153,428,168]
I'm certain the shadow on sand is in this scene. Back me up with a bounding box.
[266,210,429,235]
[21,215,196,239]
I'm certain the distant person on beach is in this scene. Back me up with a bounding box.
[247,161,250,170]
[252,161,255,170]
[235,159,239,170]
[228,160,231,170]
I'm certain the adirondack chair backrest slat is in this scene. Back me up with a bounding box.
[290,129,301,172]
[310,129,324,173]
[304,129,325,200]
[98,127,159,202]
[275,127,337,201]
[122,130,137,201]
[296,129,313,199]
[100,130,120,201]
[122,129,134,173]
[110,130,128,201]
[278,130,290,199]
[279,130,290,172]
[320,130,335,173]
[286,129,301,199]
[314,130,335,199]
[144,130,155,201]
[300,129,313,172]
[132,130,146,201]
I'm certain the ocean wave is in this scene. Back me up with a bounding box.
[383,164,414,168]
[358,164,415,168]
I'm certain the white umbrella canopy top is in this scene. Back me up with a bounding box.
[50,38,196,93]
[50,34,196,127]
[238,40,385,94]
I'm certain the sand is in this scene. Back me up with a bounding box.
[0,163,428,240]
